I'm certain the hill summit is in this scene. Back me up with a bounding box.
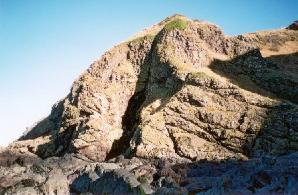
[1,15,298,194]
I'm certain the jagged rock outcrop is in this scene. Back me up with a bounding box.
[287,20,298,30]
[1,15,298,194]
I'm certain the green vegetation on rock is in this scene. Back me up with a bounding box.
[188,71,209,79]
[164,18,188,31]
[2,15,298,195]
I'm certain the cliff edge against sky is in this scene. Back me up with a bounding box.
[1,15,298,194]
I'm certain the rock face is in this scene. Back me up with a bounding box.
[287,20,298,30]
[1,15,298,194]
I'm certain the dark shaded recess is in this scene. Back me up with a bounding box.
[266,51,298,65]
[70,171,146,194]
[105,37,159,160]
[68,153,298,194]
[106,30,186,160]
[105,35,158,160]
[209,49,298,156]
[108,47,298,160]
[152,153,298,194]
[2,48,298,195]
[265,52,298,78]
[210,49,298,104]
[122,89,147,132]
[19,41,298,163]
[105,89,146,160]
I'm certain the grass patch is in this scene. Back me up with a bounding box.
[188,72,209,79]
[164,18,188,31]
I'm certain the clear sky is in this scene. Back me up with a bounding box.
[0,0,297,146]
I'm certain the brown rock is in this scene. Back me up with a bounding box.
[287,20,298,30]
[1,15,298,194]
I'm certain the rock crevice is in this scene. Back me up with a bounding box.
[1,16,298,194]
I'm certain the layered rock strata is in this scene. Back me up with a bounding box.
[1,15,298,194]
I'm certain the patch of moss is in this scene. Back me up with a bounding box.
[164,18,188,31]
[186,72,210,82]
[188,72,210,79]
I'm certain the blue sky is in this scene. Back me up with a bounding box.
[0,0,297,146]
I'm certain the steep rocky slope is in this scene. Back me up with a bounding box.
[1,15,298,194]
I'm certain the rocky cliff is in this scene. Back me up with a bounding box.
[1,15,298,194]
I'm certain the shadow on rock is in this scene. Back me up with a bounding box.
[153,152,298,194]
[70,170,149,194]
[208,49,298,157]
[210,49,298,103]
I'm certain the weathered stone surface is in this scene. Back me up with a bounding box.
[1,16,298,194]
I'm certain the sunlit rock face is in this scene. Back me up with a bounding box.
[1,15,298,194]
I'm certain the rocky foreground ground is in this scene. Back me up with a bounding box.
[1,15,298,194]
